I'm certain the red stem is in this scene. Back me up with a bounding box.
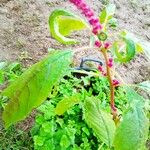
[101,49,117,119]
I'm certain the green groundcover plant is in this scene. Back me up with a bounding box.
[31,74,129,150]
[0,0,150,149]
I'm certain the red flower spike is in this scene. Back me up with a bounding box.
[69,0,103,34]
[102,72,107,76]
[95,40,102,47]
[108,62,113,68]
[89,17,99,26]
[104,42,111,49]
[92,28,99,35]
[84,11,94,18]
[109,58,113,63]
[82,6,90,12]
[113,79,120,86]
[98,65,103,71]
[77,2,86,9]
[93,24,102,31]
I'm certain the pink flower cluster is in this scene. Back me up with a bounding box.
[98,65,107,76]
[69,0,112,49]
[108,58,113,68]
[69,0,102,35]
[113,79,120,86]
[104,42,111,49]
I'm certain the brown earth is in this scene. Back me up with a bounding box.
[0,0,150,84]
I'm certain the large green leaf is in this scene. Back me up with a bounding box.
[49,9,87,45]
[55,94,81,115]
[83,97,116,148]
[113,38,136,63]
[114,100,149,150]
[2,50,72,128]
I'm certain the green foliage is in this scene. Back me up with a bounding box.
[1,1,149,149]
[125,87,145,103]
[114,100,149,150]
[49,9,87,45]
[55,94,81,115]
[99,4,116,30]
[108,18,118,28]
[31,74,128,150]
[84,97,116,148]
[2,50,72,128]
[0,126,33,150]
[136,43,143,53]
[113,38,136,63]
[0,61,23,85]
[120,31,144,53]
[58,17,87,36]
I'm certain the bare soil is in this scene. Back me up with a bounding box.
[0,0,150,84]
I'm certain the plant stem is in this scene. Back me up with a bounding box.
[101,49,118,119]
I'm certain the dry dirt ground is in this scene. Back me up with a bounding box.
[0,0,150,84]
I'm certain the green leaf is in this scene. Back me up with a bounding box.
[125,87,145,103]
[7,62,21,72]
[33,136,45,147]
[120,31,150,58]
[83,97,116,148]
[55,93,80,115]
[108,18,118,28]
[100,9,107,24]
[42,122,54,133]
[49,9,87,45]
[136,43,143,53]
[138,81,150,93]
[114,101,149,150]
[100,4,116,30]
[0,71,4,85]
[114,38,136,62]
[2,50,72,128]
[60,134,71,148]
[58,17,86,36]
[121,31,144,53]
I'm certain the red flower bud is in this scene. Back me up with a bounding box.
[113,79,120,86]
[104,42,111,49]
[109,58,113,63]
[95,40,102,47]
[84,10,94,18]
[98,65,103,71]
[89,17,99,25]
